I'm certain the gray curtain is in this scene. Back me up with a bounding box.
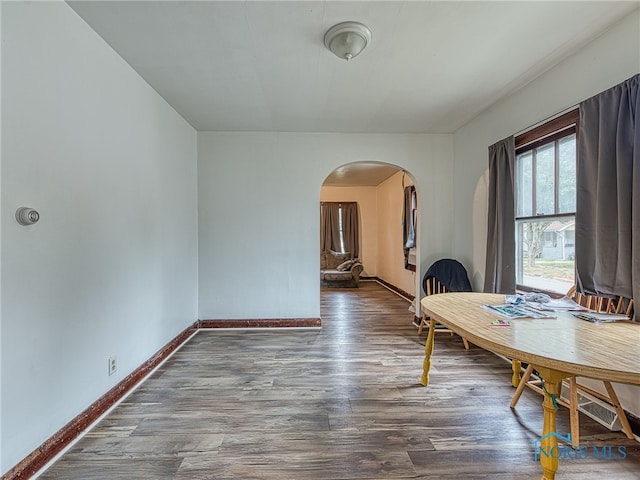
[341,202,360,259]
[320,202,341,252]
[320,202,359,258]
[576,73,639,309]
[484,136,516,294]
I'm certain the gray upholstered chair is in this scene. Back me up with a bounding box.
[320,250,363,288]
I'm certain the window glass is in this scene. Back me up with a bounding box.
[516,152,533,217]
[515,216,575,293]
[535,143,555,215]
[558,134,576,213]
[337,206,345,253]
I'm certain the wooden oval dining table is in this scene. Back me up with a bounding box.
[419,292,640,480]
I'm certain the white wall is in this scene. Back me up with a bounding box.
[376,171,417,296]
[1,2,198,473]
[452,10,640,416]
[197,132,453,320]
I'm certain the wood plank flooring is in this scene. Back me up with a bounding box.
[38,282,640,479]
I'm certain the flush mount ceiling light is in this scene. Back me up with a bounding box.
[324,21,372,61]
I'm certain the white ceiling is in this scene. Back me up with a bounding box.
[323,162,401,186]
[67,0,640,136]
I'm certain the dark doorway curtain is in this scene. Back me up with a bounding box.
[575,73,639,309]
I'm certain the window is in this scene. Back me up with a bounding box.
[514,110,578,294]
[337,205,346,253]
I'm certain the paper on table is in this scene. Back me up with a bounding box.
[526,296,588,311]
[483,304,556,319]
[572,312,631,323]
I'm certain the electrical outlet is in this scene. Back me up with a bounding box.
[108,356,117,376]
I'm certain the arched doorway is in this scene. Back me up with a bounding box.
[319,161,420,305]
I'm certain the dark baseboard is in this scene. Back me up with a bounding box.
[372,276,415,302]
[1,321,199,480]
[199,318,321,328]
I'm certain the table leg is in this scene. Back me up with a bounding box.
[535,367,568,480]
[511,359,522,387]
[420,317,437,386]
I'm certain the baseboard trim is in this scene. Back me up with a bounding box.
[199,318,321,328]
[1,321,199,480]
[373,277,415,302]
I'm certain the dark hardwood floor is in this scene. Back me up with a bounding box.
[38,282,639,479]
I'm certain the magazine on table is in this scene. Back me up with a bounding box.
[504,294,588,312]
[571,312,631,323]
[483,304,556,319]
[526,297,589,312]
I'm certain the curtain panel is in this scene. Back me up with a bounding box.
[320,202,360,259]
[320,202,341,252]
[341,202,360,259]
[576,73,640,309]
[484,136,516,294]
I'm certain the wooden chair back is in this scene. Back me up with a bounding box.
[424,277,448,296]
[566,285,635,321]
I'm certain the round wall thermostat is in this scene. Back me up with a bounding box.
[16,207,40,226]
